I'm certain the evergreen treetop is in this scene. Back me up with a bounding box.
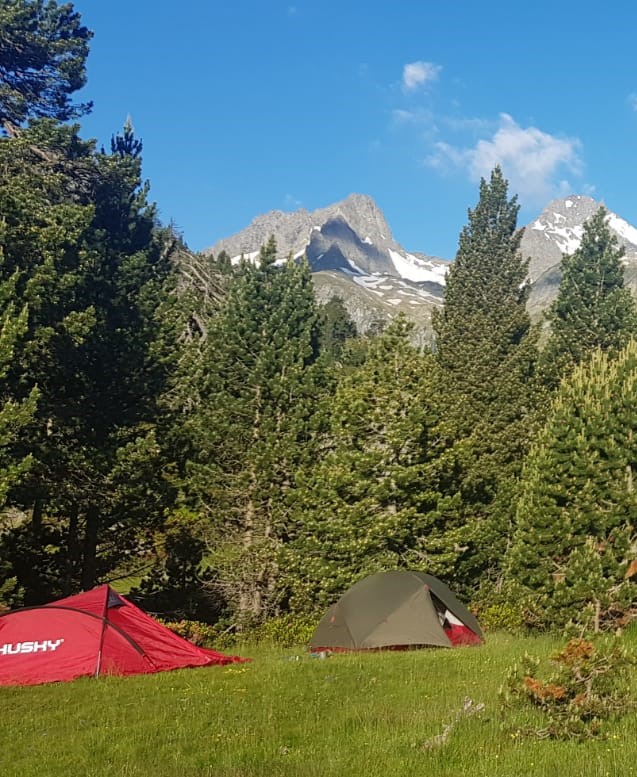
[0,0,92,133]
[541,206,637,386]
[433,166,533,433]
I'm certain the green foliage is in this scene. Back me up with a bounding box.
[502,637,636,740]
[507,341,637,629]
[432,167,540,584]
[284,316,463,613]
[160,612,315,651]
[433,166,534,436]
[0,520,65,606]
[470,583,525,632]
[182,239,324,624]
[160,618,224,648]
[317,295,358,361]
[132,509,223,622]
[0,119,177,601]
[541,207,637,387]
[476,602,524,633]
[0,0,92,131]
[243,613,317,647]
[0,268,37,505]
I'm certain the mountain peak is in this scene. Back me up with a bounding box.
[203,190,637,341]
[205,194,448,338]
[207,193,395,261]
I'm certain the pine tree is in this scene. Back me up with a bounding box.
[184,239,323,624]
[541,206,637,387]
[432,167,539,583]
[0,0,92,133]
[0,120,176,602]
[284,317,462,613]
[317,295,358,362]
[0,247,37,506]
[131,241,227,620]
[507,342,637,629]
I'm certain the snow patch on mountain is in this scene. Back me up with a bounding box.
[607,214,637,246]
[388,249,448,285]
[551,225,584,255]
[229,250,260,264]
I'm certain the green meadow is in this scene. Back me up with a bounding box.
[1,632,636,777]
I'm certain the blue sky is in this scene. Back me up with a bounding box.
[75,1,637,259]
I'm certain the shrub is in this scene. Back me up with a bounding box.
[501,636,636,740]
[475,601,524,632]
[160,619,225,648]
[243,613,316,647]
[161,613,317,650]
[470,582,526,632]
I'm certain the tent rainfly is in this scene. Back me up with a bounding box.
[0,585,246,687]
[309,570,483,651]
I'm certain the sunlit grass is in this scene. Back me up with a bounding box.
[1,633,636,776]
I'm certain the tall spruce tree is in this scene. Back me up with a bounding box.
[432,167,539,584]
[507,341,637,630]
[541,206,637,387]
[130,242,227,620]
[184,239,323,624]
[283,317,462,613]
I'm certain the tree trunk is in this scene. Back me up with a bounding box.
[31,498,43,531]
[66,503,80,594]
[81,505,99,590]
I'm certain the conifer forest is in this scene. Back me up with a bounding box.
[1,0,636,637]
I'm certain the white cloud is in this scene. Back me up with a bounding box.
[402,61,441,92]
[426,113,583,205]
[628,93,637,111]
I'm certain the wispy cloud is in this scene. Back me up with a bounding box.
[627,93,637,111]
[284,193,303,209]
[391,107,435,125]
[402,61,441,92]
[426,113,583,205]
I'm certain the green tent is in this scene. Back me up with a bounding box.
[309,571,483,651]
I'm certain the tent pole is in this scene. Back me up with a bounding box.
[95,587,109,678]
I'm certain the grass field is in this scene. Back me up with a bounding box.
[1,632,636,777]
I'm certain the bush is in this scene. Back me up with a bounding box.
[475,601,525,632]
[471,582,526,632]
[242,613,317,648]
[161,613,318,650]
[501,636,636,740]
[160,619,226,648]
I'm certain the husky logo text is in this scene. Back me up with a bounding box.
[0,639,65,655]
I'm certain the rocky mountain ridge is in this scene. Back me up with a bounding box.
[206,193,637,337]
[207,194,449,336]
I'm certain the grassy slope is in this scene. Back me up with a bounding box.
[1,633,636,777]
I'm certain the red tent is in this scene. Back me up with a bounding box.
[0,585,246,687]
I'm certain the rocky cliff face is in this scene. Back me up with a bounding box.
[206,192,637,336]
[206,193,449,339]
